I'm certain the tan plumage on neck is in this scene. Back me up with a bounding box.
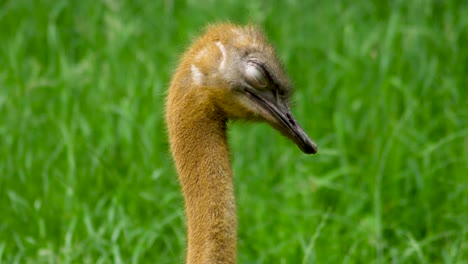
[167,87,235,263]
[166,23,317,264]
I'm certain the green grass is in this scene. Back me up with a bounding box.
[1,0,467,263]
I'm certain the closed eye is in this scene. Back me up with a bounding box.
[245,61,268,88]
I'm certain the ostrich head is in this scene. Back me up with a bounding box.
[171,23,317,154]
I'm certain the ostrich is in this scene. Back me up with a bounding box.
[165,23,317,264]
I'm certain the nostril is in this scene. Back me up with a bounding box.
[286,113,296,126]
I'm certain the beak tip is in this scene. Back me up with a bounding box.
[303,146,317,155]
[301,141,318,155]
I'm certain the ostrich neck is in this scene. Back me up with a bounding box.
[167,94,237,264]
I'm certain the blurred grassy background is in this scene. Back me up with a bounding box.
[1,0,467,263]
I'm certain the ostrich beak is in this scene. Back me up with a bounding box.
[244,88,318,154]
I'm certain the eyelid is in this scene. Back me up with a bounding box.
[245,61,268,88]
